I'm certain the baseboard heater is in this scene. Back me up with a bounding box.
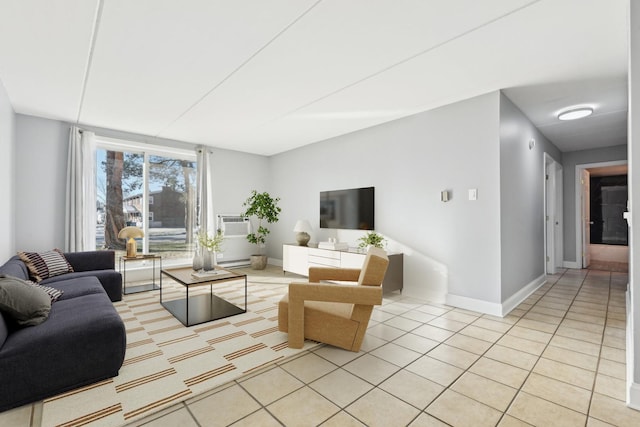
[216,214,252,268]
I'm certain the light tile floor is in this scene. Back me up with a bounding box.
[3,268,639,426]
[122,268,640,427]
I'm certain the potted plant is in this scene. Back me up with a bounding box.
[195,229,224,271]
[242,190,282,269]
[357,231,387,251]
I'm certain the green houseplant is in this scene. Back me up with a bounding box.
[242,190,282,269]
[357,231,387,251]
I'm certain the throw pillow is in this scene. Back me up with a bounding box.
[0,276,51,326]
[18,249,74,282]
[0,275,64,303]
[28,281,64,303]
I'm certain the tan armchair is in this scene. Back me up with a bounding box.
[278,247,389,352]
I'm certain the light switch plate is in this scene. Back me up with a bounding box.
[468,189,478,201]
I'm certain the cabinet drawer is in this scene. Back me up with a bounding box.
[341,252,365,269]
[308,248,341,260]
[308,255,341,267]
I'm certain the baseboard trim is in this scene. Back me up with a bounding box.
[626,289,640,409]
[445,294,503,317]
[563,261,581,269]
[500,274,547,316]
[269,258,283,267]
[446,274,546,317]
[628,382,640,410]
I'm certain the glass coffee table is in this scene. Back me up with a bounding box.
[160,266,247,327]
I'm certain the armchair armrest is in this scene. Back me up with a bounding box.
[287,282,382,348]
[289,282,382,305]
[308,267,361,283]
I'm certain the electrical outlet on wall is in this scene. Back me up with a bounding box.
[468,189,478,201]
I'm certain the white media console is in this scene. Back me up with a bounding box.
[282,244,403,293]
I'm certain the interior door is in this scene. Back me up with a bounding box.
[555,166,564,269]
[582,169,591,268]
[546,162,556,274]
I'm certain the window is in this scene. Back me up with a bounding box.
[95,137,197,260]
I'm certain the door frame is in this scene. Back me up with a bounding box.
[574,160,628,268]
[544,154,563,274]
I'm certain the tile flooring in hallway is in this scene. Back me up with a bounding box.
[5,268,638,426]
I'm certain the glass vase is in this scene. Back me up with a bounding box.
[192,245,203,271]
[203,250,217,271]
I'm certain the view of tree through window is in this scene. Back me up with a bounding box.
[96,146,197,260]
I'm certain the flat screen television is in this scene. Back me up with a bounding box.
[320,187,374,230]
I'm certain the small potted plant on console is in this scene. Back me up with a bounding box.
[242,190,282,270]
[357,230,387,252]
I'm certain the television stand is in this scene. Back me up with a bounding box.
[282,244,403,293]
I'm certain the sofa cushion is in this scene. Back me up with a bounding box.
[18,249,74,282]
[42,270,122,303]
[43,276,105,301]
[0,276,51,326]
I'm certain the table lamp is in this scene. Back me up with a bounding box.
[118,226,144,257]
[293,220,312,246]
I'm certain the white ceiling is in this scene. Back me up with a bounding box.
[0,0,629,156]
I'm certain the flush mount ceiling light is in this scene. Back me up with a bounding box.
[557,106,593,121]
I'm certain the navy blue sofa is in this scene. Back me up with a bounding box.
[0,251,126,412]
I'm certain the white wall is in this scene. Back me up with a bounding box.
[270,92,502,304]
[15,114,68,251]
[499,93,562,303]
[0,78,15,260]
[562,145,627,264]
[628,0,640,408]
[13,115,270,252]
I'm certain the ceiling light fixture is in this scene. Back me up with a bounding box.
[557,107,593,121]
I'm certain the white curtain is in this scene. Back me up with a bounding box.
[65,126,96,252]
[196,145,215,236]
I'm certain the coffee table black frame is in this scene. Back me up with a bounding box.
[160,266,247,327]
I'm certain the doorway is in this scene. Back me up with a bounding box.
[545,154,563,274]
[575,161,629,271]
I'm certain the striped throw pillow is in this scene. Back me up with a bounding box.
[27,281,64,303]
[18,249,74,282]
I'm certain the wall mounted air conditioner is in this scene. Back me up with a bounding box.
[216,214,252,267]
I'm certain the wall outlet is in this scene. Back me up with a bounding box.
[468,189,478,201]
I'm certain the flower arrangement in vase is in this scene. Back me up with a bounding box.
[195,230,224,271]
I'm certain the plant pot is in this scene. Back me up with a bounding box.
[250,255,268,270]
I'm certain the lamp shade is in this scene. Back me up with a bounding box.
[118,226,144,239]
[293,220,312,233]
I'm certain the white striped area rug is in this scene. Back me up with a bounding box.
[39,269,319,427]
